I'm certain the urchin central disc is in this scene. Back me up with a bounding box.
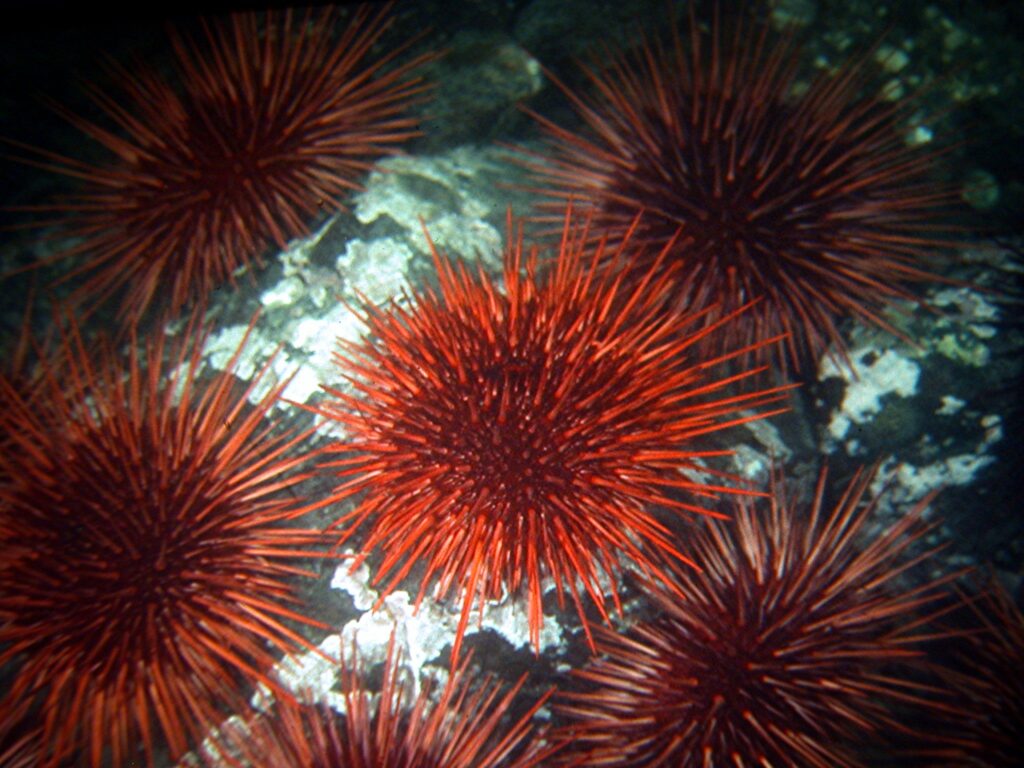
[445,406,569,505]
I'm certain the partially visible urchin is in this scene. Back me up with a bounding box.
[314,209,790,661]
[8,5,433,323]
[0,313,330,767]
[920,578,1024,767]
[554,466,959,767]
[520,6,957,373]
[206,634,559,767]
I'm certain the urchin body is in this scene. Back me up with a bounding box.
[555,468,956,767]
[0,316,326,767]
[317,211,788,659]
[523,8,954,372]
[12,6,431,323]
[210,636,556,768]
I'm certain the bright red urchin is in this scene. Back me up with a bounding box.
[313,207,791,662]
[517,4,958,374]
[206,633,560,767]
[0,312,332,767]
[6,4,433,325]
[553,465,961,768]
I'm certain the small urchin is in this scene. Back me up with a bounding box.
[313,207,790,661]
[7,5,433,324]
[519,5,958,374]
[553,465,959,767]
[0,312,331,767]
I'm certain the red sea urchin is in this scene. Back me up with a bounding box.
[554,466,959,767]
[6,4,432,324]
[207,634,559,767]
[0,313,331,767]
[520,5,958,373]
[313,208,791,661]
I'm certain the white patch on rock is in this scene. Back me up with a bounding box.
[936,395,965,415]
[279,217,334,277]
[352,149,506,268]
[259,275,306,308]
[823,348,920,445]
[869,412,1003,512]
[930,286,999,346]
[734,416,791,477]
[329,556,564,665]
[331,558,377,611]
[409,212,503,270]
[186,321,288,408]
[272,633,343,707]
[281,303,365,418]
[335,237,415,306]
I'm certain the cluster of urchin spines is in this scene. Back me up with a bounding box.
[550,466,962,767]
[204,633,559,768]
[0,311,333,767]
[516,4,960,375]
[314,208,793,661]
[6,4,435,327]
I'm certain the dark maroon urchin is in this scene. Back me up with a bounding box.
[5,4,433,325]
[553,466,961,768]
[0,696,37,768]
[207,634,560,768]
[312,207,791,662]
[518,5,959,374]
[917,578,1024,767]
[0,311,332,767]
[0,294,46,485]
